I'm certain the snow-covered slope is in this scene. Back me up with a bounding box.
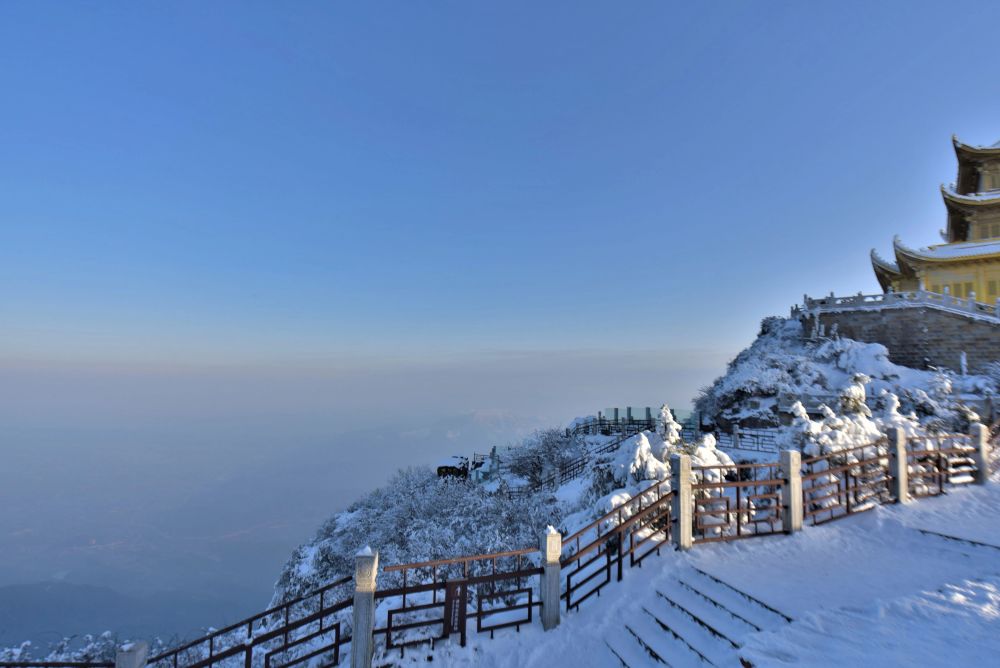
[695,317,995,431]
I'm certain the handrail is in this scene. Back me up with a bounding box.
[147,575,352,663]
[383,546,539,573]
[794,290,1000,322]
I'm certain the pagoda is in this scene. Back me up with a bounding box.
[871,136,1000,303]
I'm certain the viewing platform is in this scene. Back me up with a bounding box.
[792,289,1000,323]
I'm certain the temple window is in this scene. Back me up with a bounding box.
[982,167,1000,191]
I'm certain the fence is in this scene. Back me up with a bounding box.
[566,416,659,438]
[506,429,651,498]
[560,480,673,611]
[145,576,353,668]
[711,429,780,454]
[801,441,890,526]
[40,422,996,668]
[691,462,784,543]
[793,289,1000,322]
[907,434,975,498]
[373,548,543,658]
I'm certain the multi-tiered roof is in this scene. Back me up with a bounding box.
[872,136,1000,295]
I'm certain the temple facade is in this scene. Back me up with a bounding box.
[871,136,1000,304]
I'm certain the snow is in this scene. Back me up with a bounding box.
[697,317,993,432]
[356,545,373,557]
[904,236,1000,259]
[414,481,1000,667]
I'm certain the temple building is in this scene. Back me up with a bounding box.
[871,136,1000,304]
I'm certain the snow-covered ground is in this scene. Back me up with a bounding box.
[408,480,1000,666]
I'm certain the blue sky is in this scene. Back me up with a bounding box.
[4,1,999,366]
[3,0,1000,634]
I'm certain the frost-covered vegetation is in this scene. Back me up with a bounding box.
[272,407,744,606]
[696,317,996,431]
[0,633,166,664]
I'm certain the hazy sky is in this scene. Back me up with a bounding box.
[3,0,1000,642]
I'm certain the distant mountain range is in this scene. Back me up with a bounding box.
[0,581,254,650]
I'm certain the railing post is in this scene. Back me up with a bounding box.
[670,454,693,550]
[970,423,990,485]
[779,450,802,533]
[351,546,379,668]
[539,526,561,631]
[115,642,148,668]
[887,427,910,504]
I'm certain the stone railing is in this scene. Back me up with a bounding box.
[791,290,1000,322]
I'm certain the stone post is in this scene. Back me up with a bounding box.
[887,427,910,504]
[779,450,802,534]
[351,547,379,668]
[670,454,693,550]
[970,422,991,485]
[115,642,148,668]
[539,526,561,631]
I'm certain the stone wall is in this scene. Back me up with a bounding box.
[798,307,999,373]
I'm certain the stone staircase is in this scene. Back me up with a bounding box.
[603,567,792,667]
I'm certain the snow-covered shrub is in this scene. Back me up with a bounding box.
[272,467,561,605]
[0,633,166,665]
[696,316,991,433]
[658,403,683,446]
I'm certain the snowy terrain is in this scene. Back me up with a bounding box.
[696,317,994,431]
[5,318,997,665]
[399,480,1000,667]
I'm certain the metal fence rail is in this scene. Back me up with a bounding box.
[374,548,542,658]
[907,434,975,498]
[147,576,353,668]
[62,423,996,668]
[560,480,673,611]
[691,462,783,543]
[801,441,890,526]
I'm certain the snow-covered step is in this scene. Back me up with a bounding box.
[625,609,699,667]
[658,578,747,648]
[642,591,730,666]
[605,631,661,668]
[685,567,792,631]
[672,577,764,636]
[604,616,680,667]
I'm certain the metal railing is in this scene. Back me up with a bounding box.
[505,429,653,498]
[566,416,659,437]
[801,441,891,526]
[907,434,976,498]
[374,548,542,658]
[691,462,783,543]
[87,423,996,668]
[560,479,673,611]
[712,429,780,454]
[147,576,353,668]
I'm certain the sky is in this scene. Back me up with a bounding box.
[3,0,1000,645]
